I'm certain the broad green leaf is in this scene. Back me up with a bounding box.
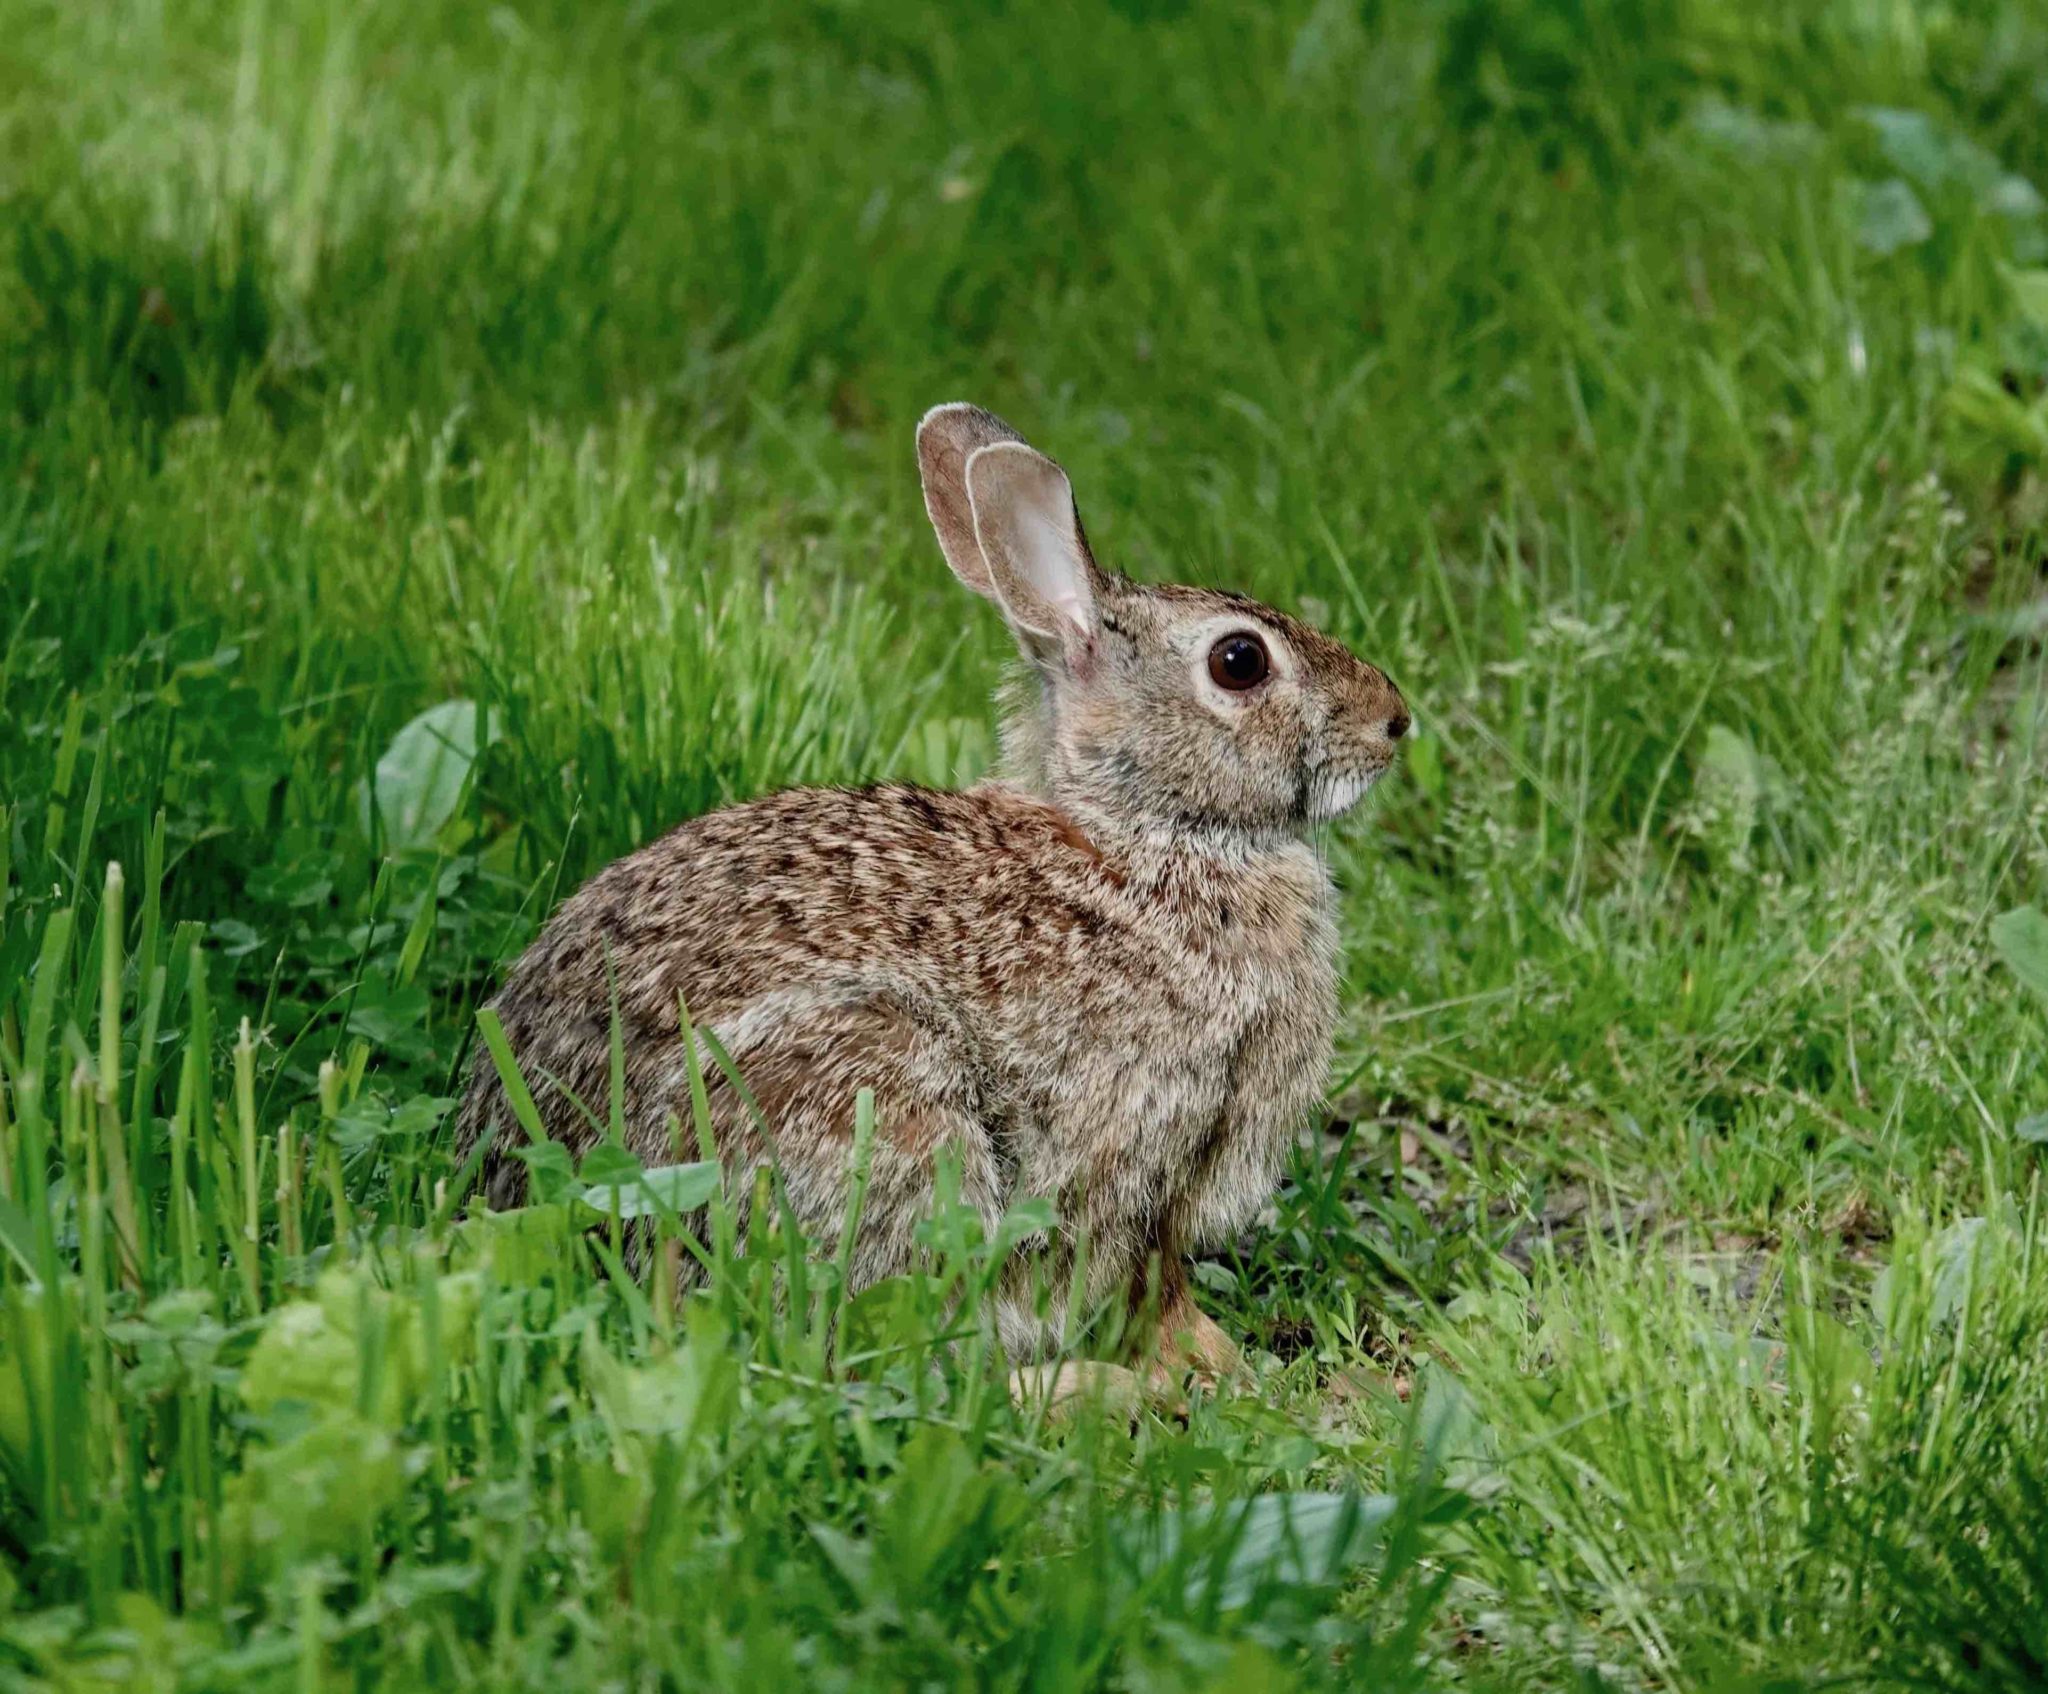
[2007,267,2048,330]
[809,1523,875,1595]
[840,1272,946,1361]
[1858,108,1954,185]
[582,1325,732,1439]
[1990,174,2046,221]
[222,1410,404,1581]
[2014,1112,2048,1145]
[576,1141,643,1189]
[357,699,498,851]
[331,1091,451,1154]
[1859,107,2010,197]
[1850,177,1931,255]
[239,1266,480,1427]
[1694,723,1780,862]
[1991,906,2048,1005]
[1133,1491,1400,1611]
[578,1161,721,1220]
[207,917,263,958]
[510,1140,576,1203]
[455,1198,581,1282]
[1685,97,1820,161]
[1873,1211,2019,1336]
[344,977,433,1060]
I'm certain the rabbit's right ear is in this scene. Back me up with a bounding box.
[962,441,1105,664]
[918,403,1024,601]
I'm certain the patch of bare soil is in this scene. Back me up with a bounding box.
[1233,1093,1893,1322]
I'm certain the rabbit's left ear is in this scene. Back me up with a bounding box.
[917,402,1023,602]
[963,440,1106,665]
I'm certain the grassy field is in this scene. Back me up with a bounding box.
[4,0,2048,1686]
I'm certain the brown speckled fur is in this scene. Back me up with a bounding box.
[454,403,1407,1362]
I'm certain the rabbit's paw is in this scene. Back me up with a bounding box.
[1151,1295,1247,1390]
[1008,1360,1145,1425]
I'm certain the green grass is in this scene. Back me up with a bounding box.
[4,0,2048,1686]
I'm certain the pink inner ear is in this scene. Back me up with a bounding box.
[966,443,1099,648]
[1015,504,1096,639]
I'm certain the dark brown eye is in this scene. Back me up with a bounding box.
[1207,632,1270,691]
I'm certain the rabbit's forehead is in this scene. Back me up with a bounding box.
[1140,590,1295,654]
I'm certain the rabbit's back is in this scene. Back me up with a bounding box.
[457,781,1191,1201]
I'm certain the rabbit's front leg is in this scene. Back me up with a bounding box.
[1142,998,1335,1381]
[1173,997,1334,1259]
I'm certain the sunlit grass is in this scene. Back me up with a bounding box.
[3,0,2048,1686]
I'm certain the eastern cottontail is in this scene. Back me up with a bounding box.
[454,404,1408,1374]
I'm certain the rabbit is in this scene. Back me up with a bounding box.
[452,402,1408,1378]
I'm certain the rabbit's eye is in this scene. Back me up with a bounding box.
[1207,633,1270,692]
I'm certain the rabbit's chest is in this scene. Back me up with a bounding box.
[1010,853,1338,1102]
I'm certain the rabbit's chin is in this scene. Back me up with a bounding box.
[1306,765,1384,822]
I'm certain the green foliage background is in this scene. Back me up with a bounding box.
[2,0,2047,1687]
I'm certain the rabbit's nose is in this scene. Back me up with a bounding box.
[1386,712,1410,741]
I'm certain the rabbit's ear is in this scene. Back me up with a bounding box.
[964,440,1105,660]
[917,402,1023,600]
